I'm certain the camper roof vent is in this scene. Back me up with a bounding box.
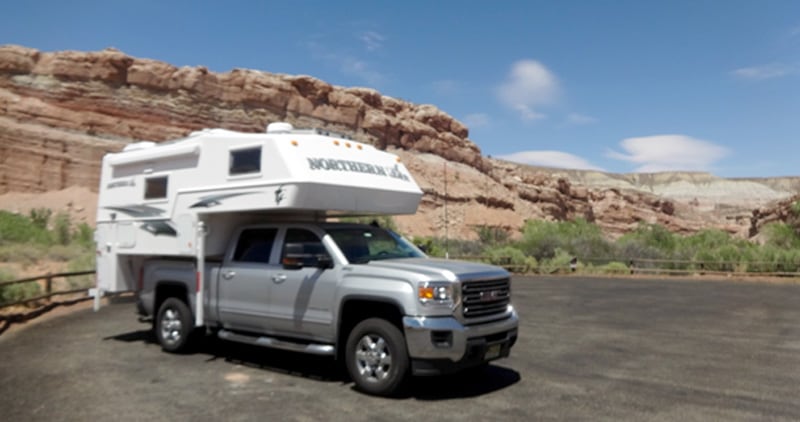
[267,122,294,133]
[122,141,157,152]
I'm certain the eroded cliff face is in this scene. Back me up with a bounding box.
[0,45,759,239]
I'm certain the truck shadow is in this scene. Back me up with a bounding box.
[106,330,520,399]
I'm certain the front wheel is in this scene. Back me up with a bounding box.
[155,297,194,353]
[345,318,409,396]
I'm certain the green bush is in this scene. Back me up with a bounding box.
[538,248,575,274]
[29,208,52,230]
[0,243,49,266]
[0,211,51,245]
[520,218,613,261]
[66,251,96,288]
[474,225,510,246]
[0,268,41,304]
[74,223,94,248]
[600,261,630,275]
[53,212,72,246]
[763,223,800,249]
[485,246,536,272]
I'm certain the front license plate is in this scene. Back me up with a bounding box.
[485,344,502,360]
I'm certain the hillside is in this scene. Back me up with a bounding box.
[0,45,796,240]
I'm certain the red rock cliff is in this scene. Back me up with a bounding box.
[0,45,742,239]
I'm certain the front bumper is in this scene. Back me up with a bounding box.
[402,309,518,375]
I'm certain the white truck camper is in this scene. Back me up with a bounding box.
[94,122,517,396]
[94,122,422,320]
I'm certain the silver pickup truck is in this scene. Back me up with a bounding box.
[138,221,518,395]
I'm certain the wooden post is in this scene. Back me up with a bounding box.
[45,273,53,296]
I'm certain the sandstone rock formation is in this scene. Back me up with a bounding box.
[0,45,785,240]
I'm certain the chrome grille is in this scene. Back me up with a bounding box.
[462,277,510,319]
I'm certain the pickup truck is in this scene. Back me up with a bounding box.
[138,221,518,395]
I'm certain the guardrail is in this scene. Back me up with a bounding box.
[453,256,800,277]
[0,270,95,309]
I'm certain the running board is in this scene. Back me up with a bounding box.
[217,329,335,356]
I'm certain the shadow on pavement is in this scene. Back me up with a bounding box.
[400,365,521,400]
[202,337,346,382]
[0,297,92,336]
[105,329,521,399]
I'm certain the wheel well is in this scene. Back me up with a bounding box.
[338,298,404,359]
[154,282,189,317]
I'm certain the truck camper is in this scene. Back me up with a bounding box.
[94,122,518,396]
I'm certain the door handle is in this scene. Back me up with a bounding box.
[272,274,288,283]
[222,271,236,280]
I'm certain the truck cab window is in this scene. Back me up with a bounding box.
[282,229,326,267]
[233,228,278,264]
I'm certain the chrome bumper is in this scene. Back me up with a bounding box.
[402,308,519,362]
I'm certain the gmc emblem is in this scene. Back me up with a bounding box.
[479,290,503,302]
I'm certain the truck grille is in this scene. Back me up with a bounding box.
[462,277,510,320]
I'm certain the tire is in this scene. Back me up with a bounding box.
[155,297,194,353]
[345,318,409,396]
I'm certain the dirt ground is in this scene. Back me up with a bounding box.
[0,186,98,226]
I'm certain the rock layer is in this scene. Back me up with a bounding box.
[0,45,769,239]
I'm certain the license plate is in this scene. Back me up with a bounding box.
[485,344,502,360]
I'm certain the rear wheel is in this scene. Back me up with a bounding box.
[345,318,409,396]
[155,298,194,353]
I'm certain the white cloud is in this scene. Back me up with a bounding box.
[360,31,385,52]
[497,150,603,171]
[731,63,794,80]
[496,60,560,121]
[606,135,729,172]
[565,113,597,125]
[462,113,490,128]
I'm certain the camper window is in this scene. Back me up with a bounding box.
[229,146,262,175]
[144,176,168,200]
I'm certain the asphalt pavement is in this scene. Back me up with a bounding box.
[1,276,799,421]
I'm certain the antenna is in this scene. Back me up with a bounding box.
[444,161,449,260]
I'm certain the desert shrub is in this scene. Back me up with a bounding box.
[53,212,72,246]
[484,246,536,272]
[538,248,575,274]
[520,218,612,261]
[599,261,630,275]
[29,208,52,229]
[0,268,41,304]
[618,223,678,253]
[0,243,48,266]
[66,251,96,288]
[412,236,446,258]
[474,225,510,246]
[45,244,84,262]
[0,268,15,282]
[763,223,800,249]
[0,211,51,245]
[74,223,94,248]
[0,283,42,304]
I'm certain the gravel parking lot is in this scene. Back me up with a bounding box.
[1,276,799,421]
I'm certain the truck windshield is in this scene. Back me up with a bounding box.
[327,227,426,263]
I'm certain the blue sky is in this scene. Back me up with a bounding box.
[2,0,799,177]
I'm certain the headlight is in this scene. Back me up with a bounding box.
[418,281,455,305]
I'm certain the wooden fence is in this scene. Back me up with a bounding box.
[2,255,799,311]
[0,270,95,309]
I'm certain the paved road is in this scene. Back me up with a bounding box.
[1,276,799,421]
